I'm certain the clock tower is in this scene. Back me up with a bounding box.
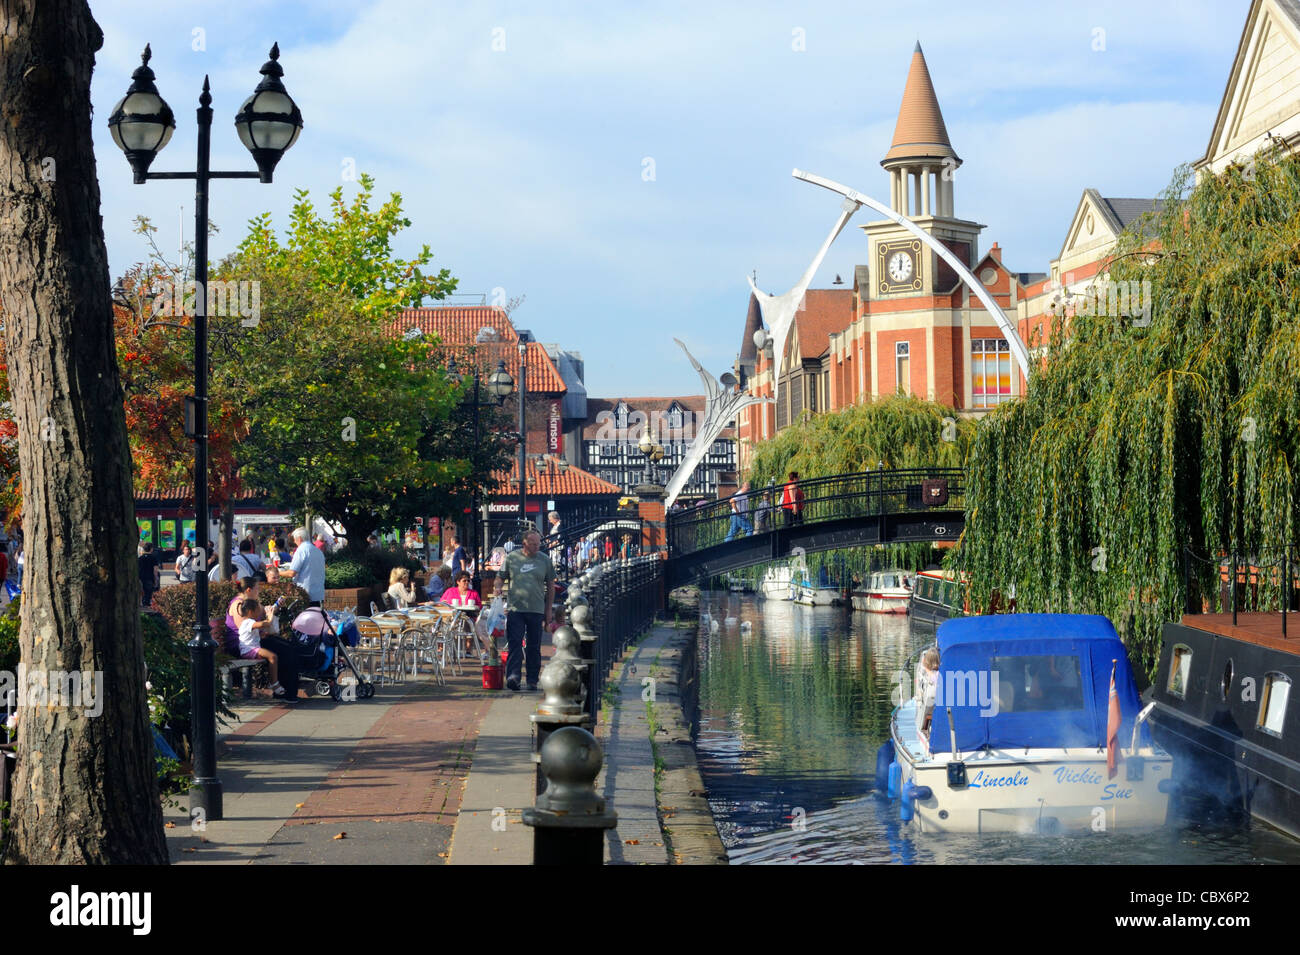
[864,42,984,300]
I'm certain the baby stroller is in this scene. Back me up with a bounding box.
[290,607,376,700]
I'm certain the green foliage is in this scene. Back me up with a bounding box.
[212,175,470,547]
[958,155,1300,677]
[323,556,373,589]
[747,394,975,486]
[0,598,17,675]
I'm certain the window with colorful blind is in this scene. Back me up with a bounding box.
[972,338,1012,408]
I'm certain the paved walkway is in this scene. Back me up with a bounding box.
[165,662,495,864]
[163,628,694,865]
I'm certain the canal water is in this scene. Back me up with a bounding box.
[694,591,1300,865]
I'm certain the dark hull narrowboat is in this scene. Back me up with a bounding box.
[908,570,967,627]
[1146,612,1300,837]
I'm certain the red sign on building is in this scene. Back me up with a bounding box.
[548,401,562,453]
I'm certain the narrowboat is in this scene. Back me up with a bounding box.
[909,570,967,625]
[850,570,912,614]
[1145,610,1300,838]
[879,614,1172,833]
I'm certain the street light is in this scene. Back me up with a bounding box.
[110,42,302,823]
[450,352,514,590]
[517,341,528,534]
[637,431,664,486]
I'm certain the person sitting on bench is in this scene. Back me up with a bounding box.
[235,597,288,698]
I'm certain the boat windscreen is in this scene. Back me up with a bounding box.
[928,614,1149,753]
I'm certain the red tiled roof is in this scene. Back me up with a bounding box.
[793,289,854,359]
[489,457,621,498]
[395,306,516,344]
[384,307,565,394]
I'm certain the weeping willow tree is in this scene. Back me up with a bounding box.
[745,394,976,573]
[748,393,976,483]
[959,156,1300,676]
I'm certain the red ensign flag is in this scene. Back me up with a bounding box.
[1107,659,1121,779]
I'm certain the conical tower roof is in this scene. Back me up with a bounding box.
[882,43,959,166]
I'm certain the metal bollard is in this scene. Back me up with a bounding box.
[523,726,617,865]
[530,628,592,794]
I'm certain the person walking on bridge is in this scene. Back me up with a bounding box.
[724,481,753,542]
[494,529,555,692]
[782,471,804,527]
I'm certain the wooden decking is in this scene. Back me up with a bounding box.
[1179,612,1300,656]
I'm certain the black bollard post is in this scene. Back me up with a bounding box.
[523,726,617,865]
[530,624,592,793]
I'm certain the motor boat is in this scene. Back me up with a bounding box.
[851,570,911,614]
[758,564,793,601]
[878,614,1172,833]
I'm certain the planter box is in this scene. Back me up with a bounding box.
[324,587,372,613]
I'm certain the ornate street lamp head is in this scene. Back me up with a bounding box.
[234,43,303,183]
[488,359,515,400]
[109,45,176,184]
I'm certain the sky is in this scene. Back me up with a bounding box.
[89,0,1250,397]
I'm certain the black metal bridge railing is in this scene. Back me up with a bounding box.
[665,467,966,558]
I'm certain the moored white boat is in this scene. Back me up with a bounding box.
[878,614,1173,833]
[758,564,793,600]
[850,570,911,614]
[791,580,840,606]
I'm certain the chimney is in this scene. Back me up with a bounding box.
[989,242,1002,263]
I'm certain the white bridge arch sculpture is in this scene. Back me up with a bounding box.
[662,170,1032,510]
[663,339,773,508]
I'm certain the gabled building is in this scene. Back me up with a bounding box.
[582,396,737,501]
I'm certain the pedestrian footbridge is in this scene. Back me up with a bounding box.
[663,468,966,587]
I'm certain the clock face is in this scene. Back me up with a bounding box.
[887,251,914,283]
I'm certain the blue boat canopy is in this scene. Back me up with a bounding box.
[926,614,1148,754]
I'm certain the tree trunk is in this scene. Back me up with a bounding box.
[219,500,234,578]
[340,511,378,556]
[0,1,167,862]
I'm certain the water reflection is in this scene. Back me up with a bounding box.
[695,591,1300,865]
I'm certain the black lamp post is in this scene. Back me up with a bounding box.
[109,43,302,822]
[517,341,528,534]
[450,355,514,590]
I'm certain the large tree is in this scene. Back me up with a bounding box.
[0,0,166,862]
[223,176,484,549]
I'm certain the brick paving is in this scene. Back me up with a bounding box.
[286,686,491,828]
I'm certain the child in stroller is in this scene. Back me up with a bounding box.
[290,606,376,700]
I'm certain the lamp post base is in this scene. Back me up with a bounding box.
[189,777,223,822]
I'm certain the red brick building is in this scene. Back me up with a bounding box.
[736,43,1161,470]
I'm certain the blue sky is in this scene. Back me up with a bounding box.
[90,0,1249,396]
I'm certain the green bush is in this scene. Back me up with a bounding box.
[0,598,17,675]
[323,556,373,589]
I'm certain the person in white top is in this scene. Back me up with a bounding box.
[387,567,417,609]
[235,597,287,697]
[280,527,326,606]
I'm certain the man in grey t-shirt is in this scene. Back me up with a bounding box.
[494,529,555,692]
